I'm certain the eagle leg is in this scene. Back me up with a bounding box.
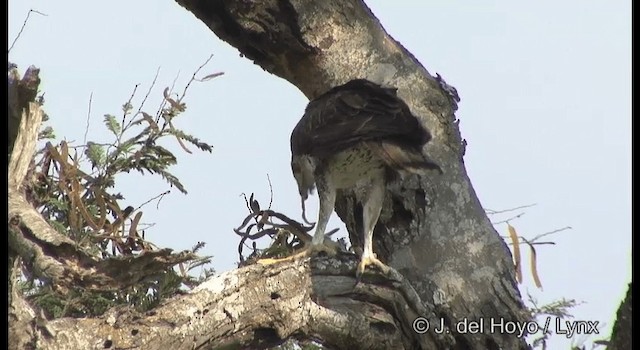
[356,176,391,278]
[309,176,338,255]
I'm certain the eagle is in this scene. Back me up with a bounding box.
[267,79,441,276]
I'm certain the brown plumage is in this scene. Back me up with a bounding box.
[288,79,442,276]
[292,79,439,170]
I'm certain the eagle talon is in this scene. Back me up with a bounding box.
[356,255,391,278]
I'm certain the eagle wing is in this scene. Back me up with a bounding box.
[291,79,432,159]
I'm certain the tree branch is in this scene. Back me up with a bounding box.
[9,195,198,294]
[24,257,454,350]
[8,68,42,190]
[8,65,41,156]
[9,254,39,350]
[9,188,199,293]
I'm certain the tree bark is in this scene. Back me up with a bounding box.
[607,283,631,350]
[14,257,463,350]
[175,0,529,349]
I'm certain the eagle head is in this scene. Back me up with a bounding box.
[291,155,316,201]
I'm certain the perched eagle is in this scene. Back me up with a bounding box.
[286,79,441,276]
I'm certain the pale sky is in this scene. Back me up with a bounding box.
[8,1,631,349]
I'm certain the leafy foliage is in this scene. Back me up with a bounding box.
[20,61,220,319]
[103,114,122,136]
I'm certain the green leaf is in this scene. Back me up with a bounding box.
[148,145,177,163]
[116,139,138,155]
[48,219,69,234]
[168,128,213,153]
[122,102,133,114]
[45,198,69,211]
[38,126,55,140]
[103,114,122,135]
[157,169,187,194]
[85,142,105,169]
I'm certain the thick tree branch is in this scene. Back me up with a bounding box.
[8,65,41,157]
[9,254,39,350]
[8,191,197,292]
[21,257,453,350]
[8,101,42,190]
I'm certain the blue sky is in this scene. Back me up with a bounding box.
[8,1,631,348]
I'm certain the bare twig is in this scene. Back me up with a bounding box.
[234,208,319,263]
[68,142,114,149]
[155,73,180,123]
[501,225,571,246]
[503,239,556,246]
[120,83,140,135]
[485,203,537,215]
[134,222,156,231]
[135,190,171,211]
[177,54,215,103]
[135,67,161,117]
[240,193,253,214]
[491,212,526,225]
[8,9,48,53]
[235,210,313,233]
[83,92,93,145]
[530,226,572,243]
[266,174,274,210]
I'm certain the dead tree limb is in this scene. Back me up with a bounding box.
[13,257,455,350]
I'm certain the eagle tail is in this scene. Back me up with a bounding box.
[368,141,442,175]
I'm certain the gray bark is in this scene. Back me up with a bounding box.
[606,283,631,350]
[12,258,459,350]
